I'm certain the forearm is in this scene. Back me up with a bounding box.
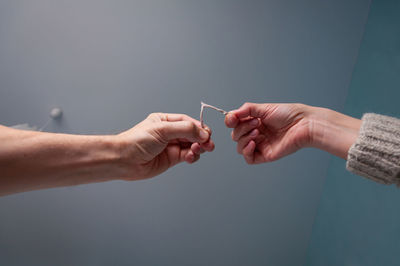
[307,106,361,159]
[0,125,125,196]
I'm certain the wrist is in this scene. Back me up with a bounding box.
[108,135,136,180]
[307,106,361,159]
[72,135,129,182]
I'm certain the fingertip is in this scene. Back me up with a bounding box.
[201,140,215,152]
[209,141,215,151]
[191,142,202,155]
[199,128,210,142]
[225,113,238,128]
[185,151,195,163]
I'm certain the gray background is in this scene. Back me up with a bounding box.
[0,1,370,265]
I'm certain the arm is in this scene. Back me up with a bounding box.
[225,102,400,185]
[0,113,214,196]
[0,126,122,195]
[224,103,361,163]
[304,105,362,159]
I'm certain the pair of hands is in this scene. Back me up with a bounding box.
[117,103,323,181]
[0,102,360,196]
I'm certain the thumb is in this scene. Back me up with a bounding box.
[158,121,210,143]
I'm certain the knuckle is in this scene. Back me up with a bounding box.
[243,102,255,109]
[242,102,251,109]
[177,113,188,121]
[182,114,192,121]
[147,112,160,120]
[185,121,198,134]
[154,122,167,136]
[182,120,191,128]
[190,121,198,132]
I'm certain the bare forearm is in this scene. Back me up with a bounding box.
[308,106,361,159]
[0,126,124,196]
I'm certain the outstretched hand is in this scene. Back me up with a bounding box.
[117,113,214,180]
[225,102,362,164]
[225,103,313,164]
[0,112,215,196]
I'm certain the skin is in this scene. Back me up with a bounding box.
[225,103,362,164]
[1,103,362,196]
[0,113,214,196]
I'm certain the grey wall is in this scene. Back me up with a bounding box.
[0,1,370,265]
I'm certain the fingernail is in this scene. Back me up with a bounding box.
[226,115,234,124]
[250,119,258,126]
[199,129,209,140]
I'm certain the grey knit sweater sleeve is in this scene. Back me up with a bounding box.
[346,113,400,186]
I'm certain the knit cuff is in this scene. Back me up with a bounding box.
[346,113,400,186]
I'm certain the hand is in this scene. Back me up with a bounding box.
[225,103,312,164]
[225,103,361,164]
[117,113,214,180]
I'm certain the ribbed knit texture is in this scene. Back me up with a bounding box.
[346,113,400,186]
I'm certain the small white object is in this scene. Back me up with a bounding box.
[11,107,63,132]
[200,101,228,128]
[39,107,63,131]
[50,107,63,119]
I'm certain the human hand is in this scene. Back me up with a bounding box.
[117,113,214,180]
[225,103,361,164]
[225,103,312,164]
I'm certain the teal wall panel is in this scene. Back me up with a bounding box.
[306,1,400,265]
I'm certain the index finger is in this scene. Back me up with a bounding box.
[232,103,267,120]
[159,113,200,124]
[157,113,213,142]
[157,113,211,130]
[225,112,255,128]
